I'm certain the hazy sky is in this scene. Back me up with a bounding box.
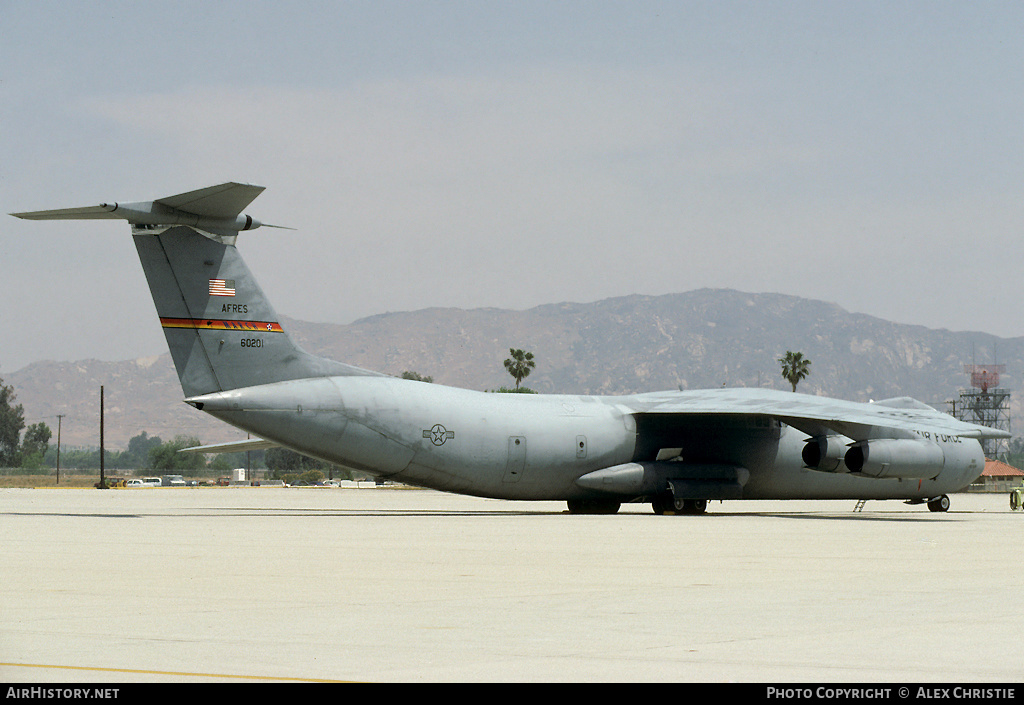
[3,1,1024,373]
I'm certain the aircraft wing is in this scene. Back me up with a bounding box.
[178,437,281,455]
[628,387,1008,442]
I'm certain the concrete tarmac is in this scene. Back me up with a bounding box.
[1,487,1021,683]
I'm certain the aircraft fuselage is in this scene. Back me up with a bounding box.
[187,375,985,503]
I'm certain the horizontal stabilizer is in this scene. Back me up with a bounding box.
[10,182,290,232]
[11,205,123,220]
[179,437,281,455]
[156,183,265,219]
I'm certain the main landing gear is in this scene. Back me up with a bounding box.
[651,492,708,515]
[905,494,950,512]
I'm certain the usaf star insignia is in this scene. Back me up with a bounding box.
[423,423,455,446]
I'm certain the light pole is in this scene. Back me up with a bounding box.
[55,414,64,485]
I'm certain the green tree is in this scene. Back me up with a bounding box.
[296,469,325,485]
[149,435,206,472]
[20,422,51,469]
[503,348,536,390]
[265,447,342,480]
[0,376,25,467]
[208,455,235,473]
[778,351,812,392]
[401,371,433,383]
[125,431,163,468]
[265,447,304,474]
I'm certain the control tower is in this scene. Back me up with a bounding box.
[953,364,1010,459]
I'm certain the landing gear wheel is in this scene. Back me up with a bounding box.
[652,494,708,515]
[927,495,950,513]
[1011,489,1023,511]
[676,498,707,515]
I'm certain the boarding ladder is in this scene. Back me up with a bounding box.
[853,499,868,512]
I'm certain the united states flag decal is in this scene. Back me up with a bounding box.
[209,279,236,297]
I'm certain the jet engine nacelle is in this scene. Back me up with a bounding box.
[802,435,851,472]
[843,439,945,479]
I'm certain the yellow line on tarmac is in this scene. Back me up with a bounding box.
[0,662,354,683]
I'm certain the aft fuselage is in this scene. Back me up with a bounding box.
[192,376,637,499]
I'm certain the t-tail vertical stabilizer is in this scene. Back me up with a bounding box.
[12,183,375,397]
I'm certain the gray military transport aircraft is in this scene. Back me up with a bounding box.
[13,183,1009,514]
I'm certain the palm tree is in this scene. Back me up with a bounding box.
[503,348,536,390]
[778,351,811,392]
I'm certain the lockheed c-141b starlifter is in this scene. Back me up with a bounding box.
[13,183,1007,514]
